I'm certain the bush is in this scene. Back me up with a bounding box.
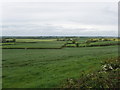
[61,57,120,88]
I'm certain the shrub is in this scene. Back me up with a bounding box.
[61,57,120,88]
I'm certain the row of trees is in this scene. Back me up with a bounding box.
[2,38,16,43]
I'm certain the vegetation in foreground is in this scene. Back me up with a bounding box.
[62,57,120,88]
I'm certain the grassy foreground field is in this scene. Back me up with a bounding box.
[2,45,118,88]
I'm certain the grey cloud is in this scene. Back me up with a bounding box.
[2,23,117,36]
[2,2,118,36]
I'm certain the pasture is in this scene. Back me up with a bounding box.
[2,41,65,49]
[16,39,57,42]
[2,37,119,88]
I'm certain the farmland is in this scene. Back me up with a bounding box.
[2,41,65,49]
[2,37,120,88]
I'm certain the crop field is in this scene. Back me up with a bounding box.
[2,37,119,88]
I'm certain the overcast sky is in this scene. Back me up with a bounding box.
[1,2,118,36]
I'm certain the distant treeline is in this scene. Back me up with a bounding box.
[2,36,86,39]
[2,36,119,39]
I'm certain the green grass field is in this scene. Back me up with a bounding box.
[2,38,119,48]
[16,39,57,42]
[2,41,65,49]
[89,41,119,46]
[66,41,119,47]
[2,45,118,88]
[2,37,119,88]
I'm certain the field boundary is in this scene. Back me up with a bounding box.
[2,44,119,49]
[2,47,63,49]
[66,43,120,47]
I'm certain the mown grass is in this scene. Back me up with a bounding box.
[2,45,118,88]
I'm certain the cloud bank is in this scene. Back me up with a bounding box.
[1,2,118,36]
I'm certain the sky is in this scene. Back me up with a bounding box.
[1,2,118,36]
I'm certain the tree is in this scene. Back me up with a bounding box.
[2,38,6,43]
[72,39,76,44]
[85,40,91,46]
[13,38,16,42]
[76,43,79,47]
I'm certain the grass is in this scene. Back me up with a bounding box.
[2,41,65,49]
[89,41,119,46]
[2,38,119,48]
[16,39,56,42]
[2,45,118,88]
[77,37,89,43]
[1,43,15,45]
[62,57,120,88]
[66,41,119,47]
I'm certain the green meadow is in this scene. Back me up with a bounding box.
[2,37,119,88]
